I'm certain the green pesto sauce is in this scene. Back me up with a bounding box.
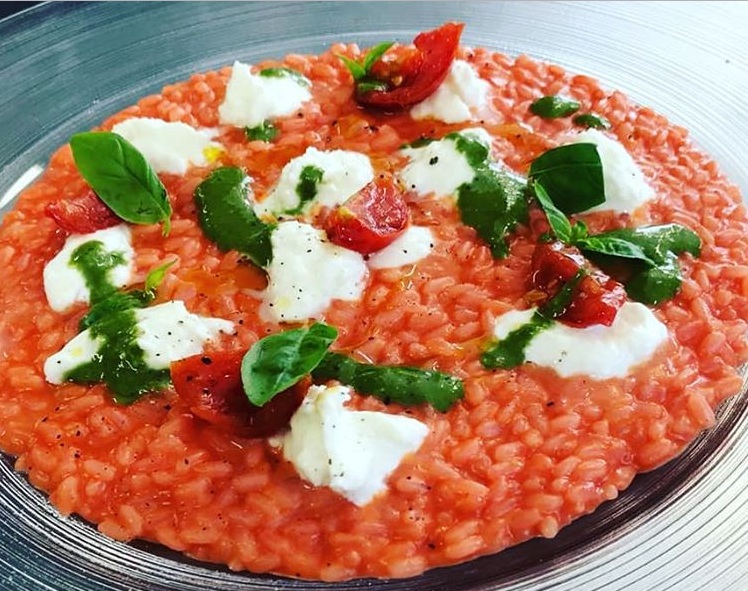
[480,312,551,369]
[291,164,324,214]
[69,240,126,302]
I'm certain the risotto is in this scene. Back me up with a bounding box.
[0,22,746,582]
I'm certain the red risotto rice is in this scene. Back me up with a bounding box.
[0,31,747,582]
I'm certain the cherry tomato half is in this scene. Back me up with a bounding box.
[531,241,627,328]
[170,350,307,438]
[358,22,464,110]
[45,190,121,234]
[324,176,409,255]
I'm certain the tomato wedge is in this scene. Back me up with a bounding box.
[357,22,464,110]
[324,176,409,255]
[170,350,307,438]
[531,241,627,328]
[45,190,121,234]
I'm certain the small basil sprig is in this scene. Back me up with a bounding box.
[312,352,464,412]
[70,131,172,235]
[258,67,311,88]
[530,95,580,119]
[529,143,605,214]
[241,323,338,407]
[193,167,274,268]
[573,113,611,130]
[144,259,176,295]
[533,181,701,305]
[337,42,394,94]
[448,132,529,259]
[245,121,278,142]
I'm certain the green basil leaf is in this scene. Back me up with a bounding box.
[576,235,655,265]
[193,167,274,268]
[144,259,176,295]
[457,167,529,259]
[532,181,572,243]
[312,352,464,412]
[592,224,701,263]
[529,143,605,214]
[70,131,172,235]
[356,80,388,94]
[481,314,551,370]
[362,41,395,72]
[625,253,682,305]
[244,121,278,142]
[572,113,611,130]
[258,67,310,87]
[336,54,366,80]
[242,323,338,407]
[538,269,586,319]
[530,95,581,119]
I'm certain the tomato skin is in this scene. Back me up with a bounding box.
[170,350,307,438]
[324,177,409,255]
[358,22,464,110]
[44,190,121,234]
[531,241,627,328]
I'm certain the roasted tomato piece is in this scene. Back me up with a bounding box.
[170,350,307,438]
[358,22,464,110]
[324,176,409,255]
[531,241,627,328]
[45,190,121,234]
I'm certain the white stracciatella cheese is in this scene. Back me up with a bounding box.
[410,60,490,124]
[261,221,368,322]
[492,302,668,380]
[367,226,435,270]
[111,117,223,175]
[274,384,429,506]
[218,61,312,128]
[255,147,374,218]
[43,301,233,384]
[399,127,492,198]
[43,225,134,312]
[567,129,655,214]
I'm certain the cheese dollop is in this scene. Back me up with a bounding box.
[261,221,368,322]
[492,302,668,379]
[43,301,233,384]
[111,117,222,175]
[218,61,312,128]
[410,60,489,123]
[255,147,373,218]
[567,129,655,214]
[399,127,492,199]
[274,384,429,506]
[43,225,134,312]
[367,226,435,269]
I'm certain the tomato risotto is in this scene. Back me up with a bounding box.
[0,23,746,581]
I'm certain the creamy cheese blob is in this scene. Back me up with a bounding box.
[218,61,312,128]
[43,225,134,312]
[274,384,429,506]
[261,221,368,322]
[43,301,233,384]
[567,129,655,214]
[492,302,668,379]
[111,117,223,175]
[255,147,374,218]
[399,127,492,198]
[367,226,435,269]
[410,60,490,123]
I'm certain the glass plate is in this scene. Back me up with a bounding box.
[1,2,747,590]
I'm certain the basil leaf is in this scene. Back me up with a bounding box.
[538,269,586,319]
[258,67,310,87]
[336,54,367,80]
[144,259,176,295]
[576,235,655,265]
[241,323,338,407]
[529,143,605,214]
[532,181,572,242]
[70,131,172,235]
[573,113,611,130]
[530,95,581,119]
[194,167,274,268]
[624,254,681,305]
[457,167,528,259]
[356,80,388,94]
[592,224,701,263]
[312,352,464,412]
[362,41,394,72]
[245,121,278,142]
[481,315,551,370]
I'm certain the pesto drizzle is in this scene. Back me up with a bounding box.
[291,164,324,214]
[69,241,126,303]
